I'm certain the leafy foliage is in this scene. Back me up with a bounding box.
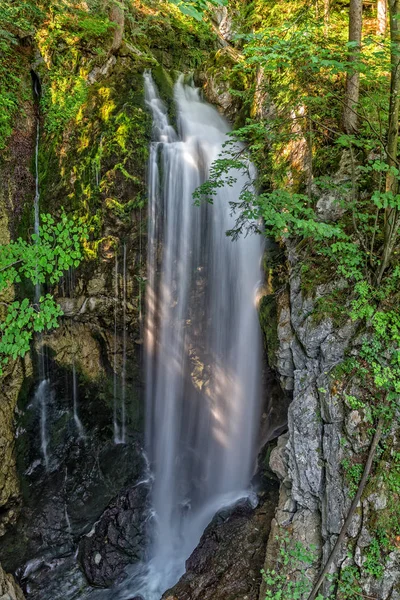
[262,535,327,600]
[0,213,85,289]
[168,0,227,21]
[0,212,87,374]
[194,2,400,590]
[195,0,399,418]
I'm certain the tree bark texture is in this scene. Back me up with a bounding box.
[343,0,363,134]
[377,0,400,283]
[377,0,388,36]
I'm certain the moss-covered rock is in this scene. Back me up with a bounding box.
[259,294,279,370]
[0,174,34,536]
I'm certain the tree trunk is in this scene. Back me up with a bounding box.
[386,0,400,193]
[377,0,387,36]
[109,4,125,54]
[377,0,400,283]
[324,0,330,35]
[343,0,363,134]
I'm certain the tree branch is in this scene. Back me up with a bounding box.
[308,416,385,600]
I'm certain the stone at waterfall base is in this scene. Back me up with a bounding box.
[162,489,278,600]
[79,482,150,587]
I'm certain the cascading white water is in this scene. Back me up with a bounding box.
[141,73,264,598]
[80,74,263,600]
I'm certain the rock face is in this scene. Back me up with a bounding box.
[0,360,26,536]
[163,489,278,600]
[259,244,400,599]
[79,481,151,587]
[0,336,145,600]
[0,565,24,600]
[0,193,33,535]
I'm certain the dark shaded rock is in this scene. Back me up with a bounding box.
[79,482,151,587]
[0,349,146,600]
[0,437,146,589]
[162,487,278,600]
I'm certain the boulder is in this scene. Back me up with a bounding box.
[79,482,151,587]
[162,490,278,600]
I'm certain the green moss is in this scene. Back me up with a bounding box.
[311,287,349,327]
[341,457,364,499]
[0,3,39,149]
[259,294,279,368]
[152,65,178,123]
[298,252,336,296]
[37,59,152,256]
[3,0,219,264]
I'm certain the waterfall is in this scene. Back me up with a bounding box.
[141,73,264,597]
[32,114,51,470]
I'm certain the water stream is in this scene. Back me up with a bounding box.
[121,242,127,444]
[33,120,40,288]
[34,379,50,470]
[32,116,51,470]
[107,72,264,600]
[72,364,85,439]
[113,252,120,443]
[112,245,128,445]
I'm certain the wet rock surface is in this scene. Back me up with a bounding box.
[162,487,278,600]
[0,350,145,600]
[79,482,151,587]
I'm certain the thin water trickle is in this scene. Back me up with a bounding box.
[121,242,127,444]
[72,364,85,439]
[113,245,127,445]
[33,120,41,304]
[64,467,73,535]
[33,117,51,470]
[113,252,120,444]
[35,379,50,470]
[94,133,103,187]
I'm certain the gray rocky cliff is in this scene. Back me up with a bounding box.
[259,244,400,599]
